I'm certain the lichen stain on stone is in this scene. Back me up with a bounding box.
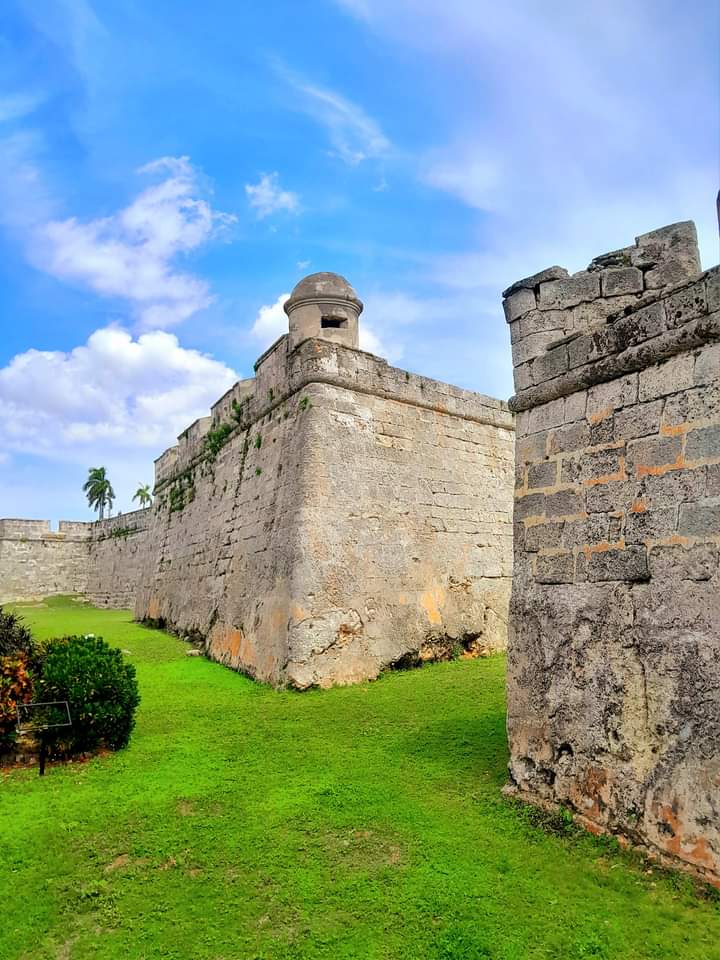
[420,585,445,626]
[569,766,611,822]
[147,597,161,620]
[654,803,715,868]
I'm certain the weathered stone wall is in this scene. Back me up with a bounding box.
[136,334,514,688]
[504,221,720,884]
[0,512,151,608]
[0,519,90,603]
[86,510,152,608]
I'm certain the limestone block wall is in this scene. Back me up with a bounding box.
[504,220,720,884]
[136,335,514,688]
[0,519,90,603]
[86,510,152,608]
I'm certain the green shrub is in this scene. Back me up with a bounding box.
[38,635,140,752]
[0,607,34,659]
[0,653,34,753]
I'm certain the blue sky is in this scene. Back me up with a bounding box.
[0,0,718,521]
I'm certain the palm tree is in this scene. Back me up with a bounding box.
[132,483,152,509]
[83,467,115,520]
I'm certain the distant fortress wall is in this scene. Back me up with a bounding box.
[0,511,151,608]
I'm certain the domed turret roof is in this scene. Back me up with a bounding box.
[284,272,363,314]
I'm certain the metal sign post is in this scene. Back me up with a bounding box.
[16,702,72,776]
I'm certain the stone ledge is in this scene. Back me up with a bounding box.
[509,291,719,413]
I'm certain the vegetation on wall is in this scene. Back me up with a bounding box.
[203,421,235,461]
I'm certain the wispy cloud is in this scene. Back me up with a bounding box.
[0,92,45,124]
[335,0,719,277]
[245,172,299,218]
[278,64,391,165]
[32,156,236,329]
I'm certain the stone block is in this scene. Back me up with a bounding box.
[585,478,640,514]
[502,266,569,299]
[601,267,643,297]
[664,282,707,329]
[638,353,694,402]
[694,342,720,386]
[587,374,638,419]
[504,287,537,323]
[547,420,590,456]
[533,344,568,384]
[642,467,706,510]
[611,301,667,352]
[538,272,601,311]
[524,521,563,552]
[614,400,663,440]
[626,435,683,476]
[685,425,720,464]
[648,543,718,581]
[564,390,587,423]
[513,361,534,392]
[678,502,720,538]
[624,506,677,544]
[645,260,696,290]
[527,460,558,489]
[545,489,584,518]
[514,493,546,521]
[520,309,569,337]
[587,545,649,582]
[635,221,701,274]
[511,331,560,366]
[529,397,566,434]
[708,464,720,497]
[581,447,624,483]
[706,268,720,313]
[589,417,615,446]
[534,552,575,584]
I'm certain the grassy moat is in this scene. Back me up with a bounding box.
[2,597,718,960]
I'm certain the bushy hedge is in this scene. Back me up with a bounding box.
[0,607,34,660]
[0,608,36,752]
[39,635,140,753]
[0,653,33,752]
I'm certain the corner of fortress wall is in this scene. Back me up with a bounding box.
[134,332,516,689]
[504,220,720,885]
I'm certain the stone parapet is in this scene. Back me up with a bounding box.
[504,222,702,394]
[505,220,720,886]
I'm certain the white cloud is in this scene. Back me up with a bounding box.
[245,172,299,219]
[250,293,291,346]
[0,326,238,460]
[279,66,391,165]
[32,155,236,329]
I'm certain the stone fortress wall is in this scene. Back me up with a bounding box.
[135,274,515,688]
[0,511,150,608]
[504,221,720,884]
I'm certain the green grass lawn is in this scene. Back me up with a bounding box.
[2,597,718,960]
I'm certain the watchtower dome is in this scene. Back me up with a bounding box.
[284,272,363,351]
